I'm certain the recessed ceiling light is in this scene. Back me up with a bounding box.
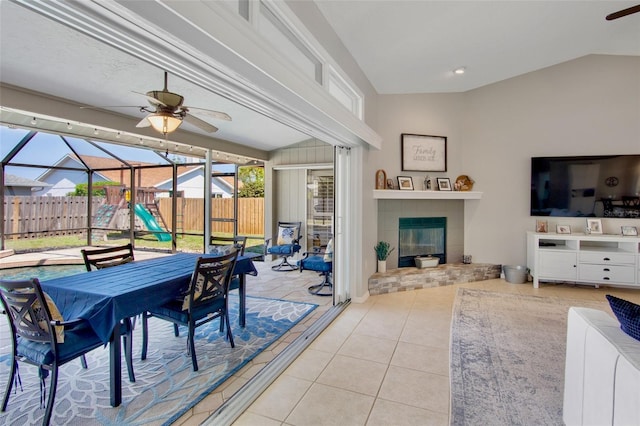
[454,67,466,75]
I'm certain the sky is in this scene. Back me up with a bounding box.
[0,125,225,180]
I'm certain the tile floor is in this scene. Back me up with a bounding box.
[231,278,640,426]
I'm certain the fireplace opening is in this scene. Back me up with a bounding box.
[398,217,446,267]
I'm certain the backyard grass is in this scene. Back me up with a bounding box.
[3,232,265,254]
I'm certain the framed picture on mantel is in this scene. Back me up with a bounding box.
[401,133,447,172]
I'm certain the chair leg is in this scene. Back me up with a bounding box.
[141,312,149,361]
[80,355,88,369]
[123,319,135,382]
[271,255,299,271]
[307,272,333,296]
[1,359,16,411]
[43,364,58,426]
[188,322,198,372]
[173,323,180,337]
[225,313,235,348]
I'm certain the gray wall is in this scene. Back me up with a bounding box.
[363,55,640,288]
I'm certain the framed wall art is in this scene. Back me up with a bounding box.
[397,176,414,190]
[401,133,447,172]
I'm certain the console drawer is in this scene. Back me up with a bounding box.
[578,264,636,284]
[579,252,636,265]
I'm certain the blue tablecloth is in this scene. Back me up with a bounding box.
[42,252,257,343]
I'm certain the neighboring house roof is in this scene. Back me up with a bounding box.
[4,174,51,188]
[35,154,202,188]
[154,166,240,194]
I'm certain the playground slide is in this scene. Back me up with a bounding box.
[134,204,172,242]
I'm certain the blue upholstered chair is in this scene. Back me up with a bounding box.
[0,278,132,426]
[298,238,333,296]
[265,221,303,271]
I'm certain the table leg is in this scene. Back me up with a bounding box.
[239,274,246,327]
[109,320,122,407]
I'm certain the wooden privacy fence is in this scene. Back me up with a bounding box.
[3,196,264,239]
[156,197,264,235]
[3,196,102,238]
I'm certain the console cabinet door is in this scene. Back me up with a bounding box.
[539,251,577,280]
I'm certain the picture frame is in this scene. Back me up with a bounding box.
[621,226,638,236]
[536,220,548,233]
[436,177,452,191]
[556,225,571,234]
[401,133,447,172]
[586,218,603,234]
[386,179,395,190]
[397,176,414,190]
[375,169,387,189]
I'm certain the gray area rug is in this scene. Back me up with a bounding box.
[450,288,608,426]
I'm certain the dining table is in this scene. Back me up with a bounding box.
[41,251,258,407]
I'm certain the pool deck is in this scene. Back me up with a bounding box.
[0,247,171,269]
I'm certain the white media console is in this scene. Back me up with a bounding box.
[527,231,640,289]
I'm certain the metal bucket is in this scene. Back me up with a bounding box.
[503,265,529,284]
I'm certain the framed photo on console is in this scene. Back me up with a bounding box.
[622,226,638,236]
[397,176,414,190]
[586,218,603,234]
[556,225,571,234]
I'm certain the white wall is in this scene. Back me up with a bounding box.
[364,55,640,285]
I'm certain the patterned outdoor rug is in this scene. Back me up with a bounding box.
[450,288,608,426]
[0,294,317,425]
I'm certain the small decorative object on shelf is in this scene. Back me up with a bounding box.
[397,176,414,190]
[424,175,432,191]
[586,218,603,234]
[454,175,474,191]
[386,179,395,189]
[536,220,548,233]
[556,225,571,234]
[375,169,387,189]
[436,177,451,191]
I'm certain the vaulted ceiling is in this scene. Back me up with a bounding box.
[1,1,639,157]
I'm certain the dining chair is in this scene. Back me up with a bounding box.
[80,243,136,382]
[265,221,303,271]
[81,244,134,271]
[0,278,112,425]
[140,250,239,371]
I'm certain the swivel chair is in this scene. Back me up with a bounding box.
[265,221,303,271]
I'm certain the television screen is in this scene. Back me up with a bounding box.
[531,155,640,218]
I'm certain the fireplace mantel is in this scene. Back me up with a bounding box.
[373,190,482,200]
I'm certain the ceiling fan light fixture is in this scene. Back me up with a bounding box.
[147,112,182,134]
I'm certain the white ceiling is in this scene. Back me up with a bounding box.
[0,0,639,154]
[315,1,640,94]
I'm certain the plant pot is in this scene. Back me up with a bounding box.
[377,259,387,273]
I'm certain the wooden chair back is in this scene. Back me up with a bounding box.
[81,244,134,271]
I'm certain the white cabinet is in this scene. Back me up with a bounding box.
[527,232,640,289]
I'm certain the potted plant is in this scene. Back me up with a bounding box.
[374,241,394,273]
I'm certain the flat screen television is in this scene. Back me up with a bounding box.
[531,155,640,218]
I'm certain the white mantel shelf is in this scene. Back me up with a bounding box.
[373,190,483,200]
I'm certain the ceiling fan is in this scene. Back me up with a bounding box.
[606,4,640,20]
[82,71,231,136]
[134,72,231,135]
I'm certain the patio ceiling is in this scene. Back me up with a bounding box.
[0,1,315,160]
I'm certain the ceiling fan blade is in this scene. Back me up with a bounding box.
[80,105,144,109]
[184,107,232,121]
[135,117,151,128]
[184,113,218,133]
[606,4,640,20]
[132,90,167,106]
